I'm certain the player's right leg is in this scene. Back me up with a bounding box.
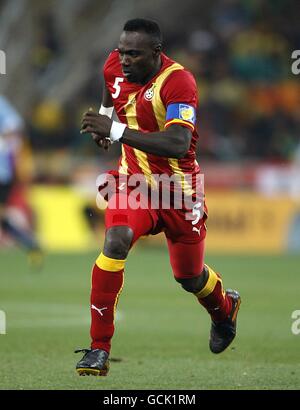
[76,192,155,376]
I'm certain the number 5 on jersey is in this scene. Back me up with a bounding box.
[112,77,124,98]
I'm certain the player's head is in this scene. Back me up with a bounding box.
[118,18,162,84]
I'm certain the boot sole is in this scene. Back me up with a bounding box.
[76,361,110,376]
[76,367,109,376]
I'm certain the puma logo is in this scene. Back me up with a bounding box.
[91,304,108,316]
[192,227,201,236]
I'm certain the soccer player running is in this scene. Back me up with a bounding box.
[76,19,241,376]
[0,95,43,269]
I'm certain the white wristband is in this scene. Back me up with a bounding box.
[109,121,127,142]
[99,105,114,119]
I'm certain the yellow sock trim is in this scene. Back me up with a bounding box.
[113,271,124,324]
[194,264,221,299]
[96,253,126,272]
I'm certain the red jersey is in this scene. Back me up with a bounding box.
[103,50,200,193]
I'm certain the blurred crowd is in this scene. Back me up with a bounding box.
[173,0,300,162]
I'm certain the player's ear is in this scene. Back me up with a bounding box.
[153,44,162,57]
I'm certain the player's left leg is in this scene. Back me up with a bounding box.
[167,238,241,353]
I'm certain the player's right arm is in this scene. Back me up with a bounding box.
[101,83,113,112]
[99,51,117,116]
[91,82,114,150]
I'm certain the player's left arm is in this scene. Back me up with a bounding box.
[81,114,193,159]
[121,124,191,158]
[81,111,191,158]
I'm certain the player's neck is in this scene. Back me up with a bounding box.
[140,57,162,85]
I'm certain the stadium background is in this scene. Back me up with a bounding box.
[0,0,299,390]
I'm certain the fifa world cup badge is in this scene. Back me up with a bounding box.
[179,104,194,122]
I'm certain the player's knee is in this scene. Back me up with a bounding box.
[175,269,208,293]
[104,226,133,259]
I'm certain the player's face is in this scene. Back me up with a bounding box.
[118,31,161,84]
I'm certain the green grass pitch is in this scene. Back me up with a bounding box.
[0,246,299,390]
